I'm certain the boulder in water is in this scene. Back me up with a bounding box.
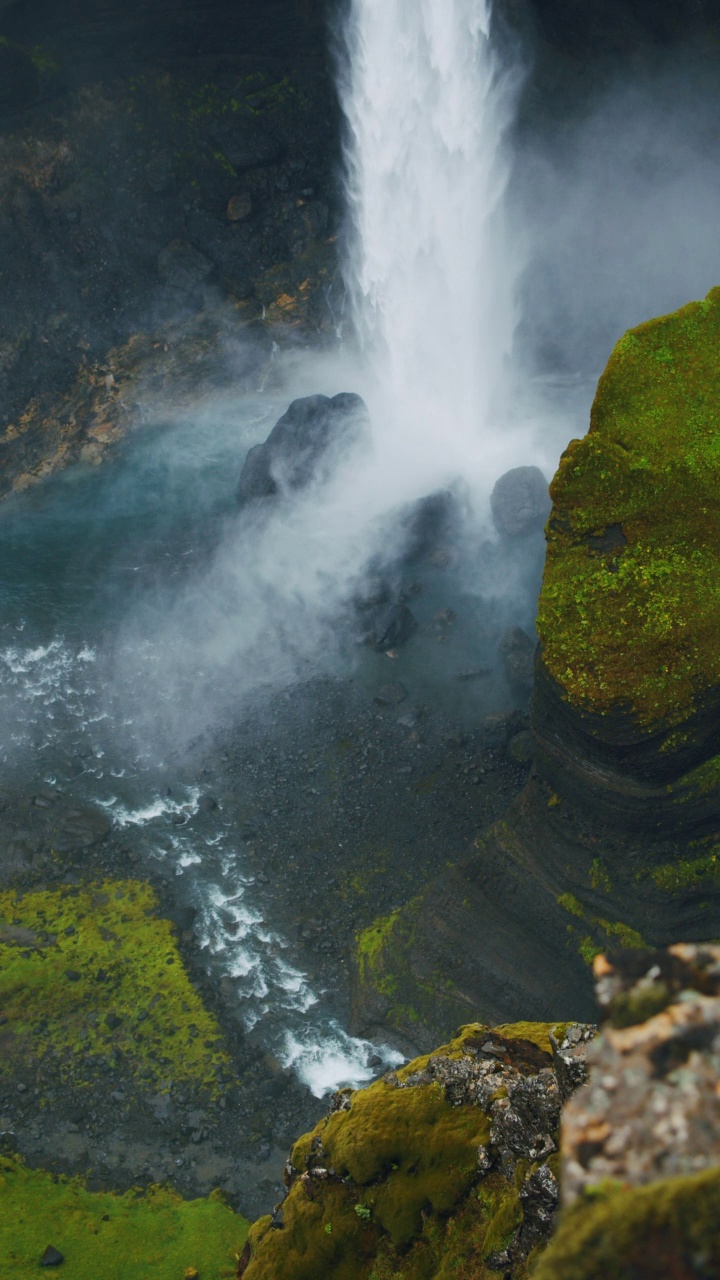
[237,392,369,504]
[491,466,551,538]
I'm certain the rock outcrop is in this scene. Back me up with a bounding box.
[237,393,369,503]
[239,1019,595,1280]
[352,288,720,1052]
[534,944,720,1279]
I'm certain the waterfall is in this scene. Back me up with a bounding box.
[337,0,521,493]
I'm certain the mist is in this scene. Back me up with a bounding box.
[513,48,720,380]
[86,27,720,766]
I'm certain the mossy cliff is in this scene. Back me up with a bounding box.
[240,1021,591,1280]
[352,289,720,1052]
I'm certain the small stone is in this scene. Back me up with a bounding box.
[226,191,252,221]
[40,1245,64,1266]
[374,681,408,708]
[64,969,81,982]
[105,1013,122,1030]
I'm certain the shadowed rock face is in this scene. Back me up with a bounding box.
[351,289,720,1054]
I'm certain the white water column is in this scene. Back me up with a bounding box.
[338,0,520,489]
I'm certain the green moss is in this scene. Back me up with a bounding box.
[353,900,472,1045]
[579,937,602,966]
[0,880,230,1093]
[589,859,612,893]
[557,894,646,954]
[532,1166,720,1280]
[557,893,585,919]
[247,1023,563,1280]
[356,910,402,983]
[537,286,720,731]
[0,1152,248,1279]
[650,846,720,892]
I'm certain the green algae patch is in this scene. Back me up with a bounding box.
[532,1166,720,1280]
[0,879,230,1092]
[0,1152,248,1279]
[537,286,720,731]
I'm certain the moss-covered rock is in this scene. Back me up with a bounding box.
[0,878,231,1094]
[241,1021,589,1280]
[0,1150,248,1279]
[532,1168,720,1280]
[538,287,720,733]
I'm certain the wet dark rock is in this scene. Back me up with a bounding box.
[499,626,535,696]
[64,970,81,982]
[490,466,551,538]
[40,1245,64,1266]
[197,794,218,813]
[372,603,416,652]
[157,240,214,294]
[210,118,281,172]
[397,489,461,564]
[49,807,111,853]
[237,393,370,504]
[507,729,534,765]
[374,681,408,708]
[227,192,253,222]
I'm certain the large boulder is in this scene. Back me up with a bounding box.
[490,465,550,538]
[237,393,370,503]
[351,288,720,1052]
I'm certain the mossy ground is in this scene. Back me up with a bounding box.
[0,1151,248,1279]
[537,286,720,731]
[243,1024,561,1280]
[0,879,230,1094]
[532,1166,720,1280]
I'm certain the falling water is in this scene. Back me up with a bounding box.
[337,0,521,491]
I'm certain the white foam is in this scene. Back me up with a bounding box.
[282,1026,404,1098]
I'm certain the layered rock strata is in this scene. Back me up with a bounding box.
[352,289,720,1052]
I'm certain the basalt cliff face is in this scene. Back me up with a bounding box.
[352,288,720,1053]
